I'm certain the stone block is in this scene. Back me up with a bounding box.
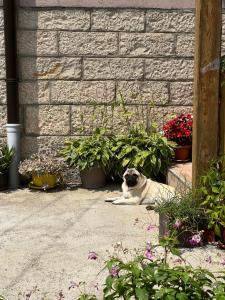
[20,57,81,80]
[21,136,65,158]
[146,11,195,32]
[112,104,148,133]
[92,9,144,32]
[25,105,70,135]
[0,56,5,79]
[145,59,194,80]
[0,105,7,135]
[59,32,117,56]
[71,105,113,134]
[0,30,4,55]
[0,9,3,29]
[149,106,193,130]
[117,81,169,105]
[176,34,194,57]
[19,81,50,104]
[50,81,115,104]
[19,9,90,30]
[71,104,148,134]
[221,36,225,56]
[0,80,6,104]
[120,33,175,57]
[84,58,143,80]
[170,82,193,105]
[18,31,58,56]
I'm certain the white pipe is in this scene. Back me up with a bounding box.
[5,124,21,189]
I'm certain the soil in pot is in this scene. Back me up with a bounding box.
[80,166,106,189]
[174,145,192,162]
[0,172,8,190]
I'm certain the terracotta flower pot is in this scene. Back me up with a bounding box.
[203,228,215,243]
[80,166,106,189]
[174,145,192,162]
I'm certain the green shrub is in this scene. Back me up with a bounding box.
[110,128,175,179]
[154,191,209,235]
[61,129,113,172]
[0,145,14,175]
[200,161,225,239]
[77,238,225,300]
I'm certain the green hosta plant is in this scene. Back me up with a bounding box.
[61,129,113,172]
[0,145,14,175]
[200,161,225,239]
[111,128,175,179]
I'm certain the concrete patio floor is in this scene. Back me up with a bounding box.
[0,187,156,299]
[0,187,224,300]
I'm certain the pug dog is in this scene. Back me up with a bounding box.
[106,168,176,205]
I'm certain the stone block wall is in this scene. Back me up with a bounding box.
[0,2,208,157]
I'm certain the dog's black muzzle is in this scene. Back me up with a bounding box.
[125,174,138,187]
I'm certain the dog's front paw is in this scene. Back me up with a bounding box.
[112,199,124,205]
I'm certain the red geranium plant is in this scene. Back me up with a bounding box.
[163,113,193,146]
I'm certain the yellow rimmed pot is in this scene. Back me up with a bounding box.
[30,173,58,190]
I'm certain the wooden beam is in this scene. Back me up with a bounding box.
[193,0,222,189]
[220,61,225,172]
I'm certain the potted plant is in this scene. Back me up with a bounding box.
[110,128,175,181]
[200,160,225,244]
[154,191,209,247]
[163,113,193,161]
[61,129,112,189]
[19,153,66,190]
[0,145,15,190]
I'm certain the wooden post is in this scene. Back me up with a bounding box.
[193,0,222,189]
[220,65,225,172]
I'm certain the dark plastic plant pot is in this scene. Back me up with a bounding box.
[80,166,106,189]
[0,173,8,190]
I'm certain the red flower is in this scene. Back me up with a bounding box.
[163,114,193,146]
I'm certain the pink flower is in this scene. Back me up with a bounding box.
[173,219,182,230]
[221,258,225,266]
[188,233,202,246]
[144,242,153,260]
[110,266,119,277]
[88,251,98,260]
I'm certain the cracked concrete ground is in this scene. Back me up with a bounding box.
[0,187,224,300]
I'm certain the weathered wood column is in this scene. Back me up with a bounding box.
[220,67,225,172]
[193,0,222,188]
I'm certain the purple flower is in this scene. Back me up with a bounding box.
[147,224,157,232]
[88,251,98,260]
[173,219,182,230]
[144,242,153,260]
[110,266,119,277]
[188,233,202,246]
